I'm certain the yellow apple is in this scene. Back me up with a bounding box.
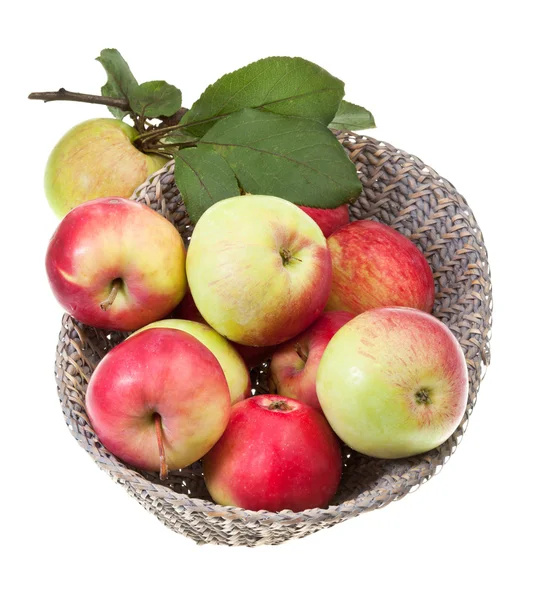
[186,195,332,346]
[45,118,167,218]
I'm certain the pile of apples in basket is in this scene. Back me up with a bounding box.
[46,193,468,512]
[39,51,468,514]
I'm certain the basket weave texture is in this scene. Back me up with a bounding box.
[55,133,492,546]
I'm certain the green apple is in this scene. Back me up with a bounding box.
[132,319,251,404]
[316,307,469,458]
[186,195,332,346]
[45,118,168,218]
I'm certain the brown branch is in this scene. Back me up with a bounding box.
[29,88,190,153]
[28,88,130,110]
[28,89,190,122]
[159,107,189,126]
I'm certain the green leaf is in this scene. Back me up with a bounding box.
[328,100,376,131]
[174,146,240,222]
[96,49,138,119]
[129,81,182,118]
[181,56,345,136]
[200,108,362,208]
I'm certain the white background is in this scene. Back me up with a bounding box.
[2,1,540,598]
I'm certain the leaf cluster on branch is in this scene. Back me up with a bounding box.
[29,49,376,222]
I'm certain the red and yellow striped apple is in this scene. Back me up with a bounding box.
[45,197,187,331]
[316,307,468,458]
[269,310,354,412]
[45,118,168,218]
[132,319,251,404]
[203,395,342,512]
[300,204,350,237]
[86,328,231,479]
[326,220,435,314]
[186,195,332,346]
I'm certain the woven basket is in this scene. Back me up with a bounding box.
[55,133,492,547]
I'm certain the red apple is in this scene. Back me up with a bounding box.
[86,328,231,479]
[132,318,251,405]
[268,311,354,411]
[316,307,468,458]
[46,197,187,331]
[300,204,350,237]
[203,395,342,512]
[326,220,435,314]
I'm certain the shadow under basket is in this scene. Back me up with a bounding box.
[55,132,492,547]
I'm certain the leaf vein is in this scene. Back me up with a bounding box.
[199,140,352,188]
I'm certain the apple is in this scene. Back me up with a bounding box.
[45,118,168,218]
[268,311,354,412]
[203,395,342,512]
[86,327,231,479]
[173,291,274,368]
[326,220,435,314]
[316,307,469,458]
[186,195,332,346]
[46,197,187,331]
[132,319,251,404]
[299,204,350,237]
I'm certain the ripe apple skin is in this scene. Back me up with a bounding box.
[173,292,275,368]
[269,311,354,412]
[300,204,350,237]
[45,118,168,218]
[132,319,251,404]
[316,307,469,458]
[326,220,435,314]
[86,328,231,473]
[46,197,187,331]
[203,395,342,512]
[187,195,332,346]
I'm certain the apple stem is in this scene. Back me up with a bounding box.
[100,279,121,311]
[154,413,169,481]
[294,343,309,363]
[279,248,302,266]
